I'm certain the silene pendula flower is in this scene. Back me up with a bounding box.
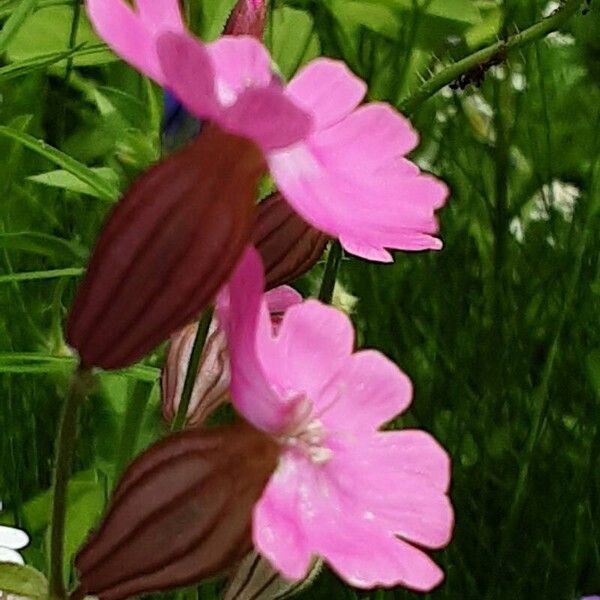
[217,248,454,591]
[162,285,302,427]
[87,0,447,263]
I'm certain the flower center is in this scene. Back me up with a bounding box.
[278,394,333,465]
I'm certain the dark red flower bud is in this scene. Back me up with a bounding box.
[252,192,329,289]
[224,0,267,38]
[66,125,265,370]
[73,422,279,600]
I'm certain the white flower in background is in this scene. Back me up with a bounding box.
[532,180,580,222]
[0,502,29,565]
[509,217,525,243]
[546,31,576,47]
[542,1,560,17]
[510,180,581,243]
[511,72,527,92]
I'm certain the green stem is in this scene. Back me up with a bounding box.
[318,241,343,305]
[49,367,92,600]
[114,381,152,477]
[63,0,81,84]
[399,0,583,116]
[171,308,214,432]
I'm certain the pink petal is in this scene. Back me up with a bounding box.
[264,286,302,314]
[208,36,273,104]
[317,350,412,432]
[268,142,446,260]
[222,85,313,150]
[156,32,219,121]
[314,521,445,591]
[253,454,313,580]
[325,431,453,548]
[136,0,184,32]
[87,0,163,83]
[261,451,447,591]
[313,103,419,175]
[337,239,394,263]
[376,430,452,492]
[257,300,354,401]
[217,247,292,433]
[286,59,366,130]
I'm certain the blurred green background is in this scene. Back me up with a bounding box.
[1,0,599,598]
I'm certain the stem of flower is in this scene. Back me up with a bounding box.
[114,381,152,477]
[318,241,343,305]
[171,308,214,431]
[399,0,583,116]
[49,367,92,600]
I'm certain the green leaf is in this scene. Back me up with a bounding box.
[0,126,119,202]
[0,44,84,81]
[325,0,399,38]
[62,484,105,580]
[28,167,119,199]
[0,232,88,262]
[5,5,116,67]
[0,352,160,381]
[323,0,481,47]
[0,563,48,600]
[198,0,236,40]
[267,7,321,79]
[0,267,84,284]
[587,349,600,399]
[391,0,481,24]
[0,0,38,54]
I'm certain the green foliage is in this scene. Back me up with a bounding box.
[1,0,599,599]
[0,563,48,600]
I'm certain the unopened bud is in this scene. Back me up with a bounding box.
[224,0,267,38]
[162,286,301,427]
[73,423,279,600]
[253,193,329,290]
[66,125,264,370]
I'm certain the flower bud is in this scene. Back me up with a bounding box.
[224,0,267,38]
[161,286,301,428]
[73,422,279,600]
[252,193,329,290]
[66,125,265,370]
[161,319,230,428]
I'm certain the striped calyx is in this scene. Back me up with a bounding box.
[162,319,230,428]
[224,0,267,38]
[224,550,322,600]
[73,422,279,600]
[253,192,329,290]
[66,125,265,370]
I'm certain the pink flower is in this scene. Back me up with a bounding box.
[162,285,302,427]
[87,0,448,262]
[217,248,454,591]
